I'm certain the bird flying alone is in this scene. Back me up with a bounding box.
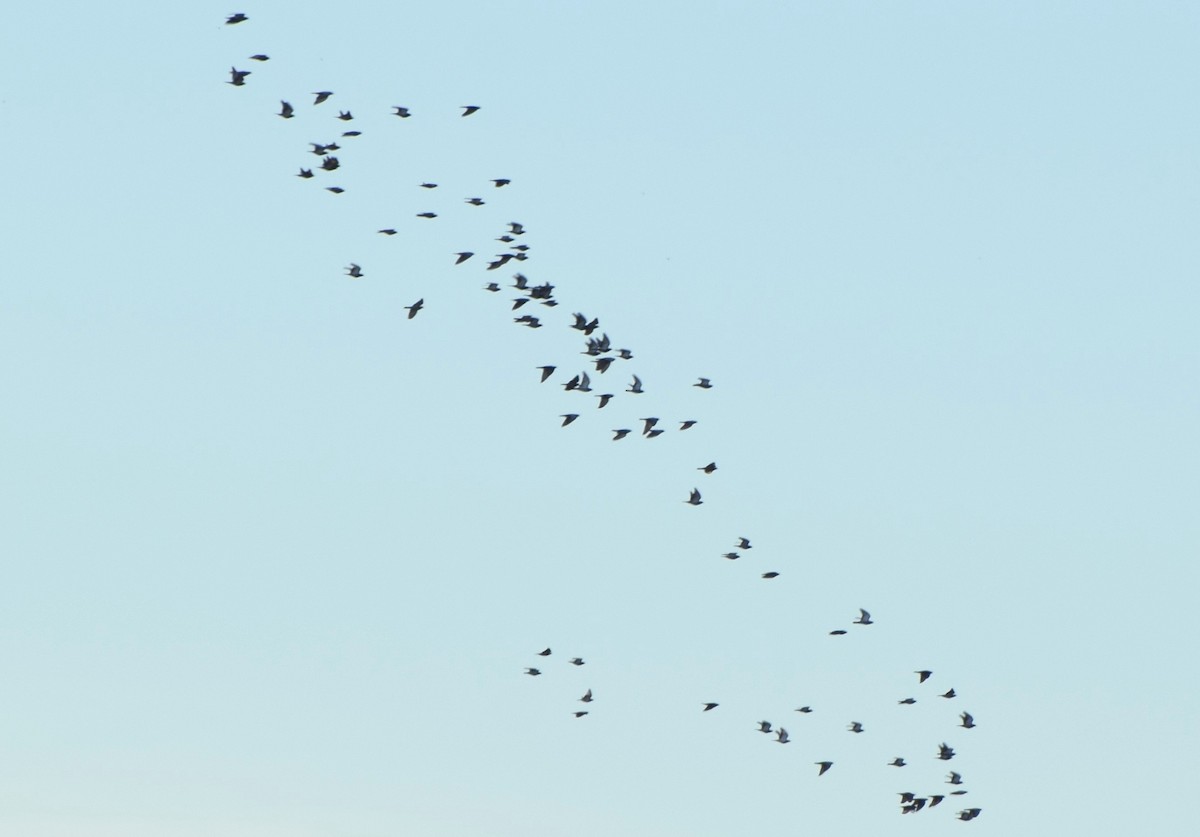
[228,67,250,86]
[579,689,593,703]
[225,13,248,24]
[848,722,864,733]
[524,668,541,676]
[699,462,717,474]
[461,105,480,116]
[756,721,772,734]
[686,489,702,506]
[736,537,751,549]
[538,648,551,656]
[568,658,585,666]
[775,728,790,744]
[454,252,474,264]
[612,429,632,441]
[249,54,269,61]
[853,608,873,625]
[960,712,976,729]
[393,106,411,117]
[404,299,423,319]
[560,414,579,427]
[761,572,780,579]
[702,703,719,711]
[694,377,713,389]
[345,263,363,278]
[916,670,933,683]
[492,179,510,187]
[815,762,833,776]
[627,375,644,394]
[537,366,555,383]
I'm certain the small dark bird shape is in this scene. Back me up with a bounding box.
[249,54,269,61]
[562,374,581,392]
[686,489,702,506]
[497,235,515,243]
[404,299,424,319]
[612,429,632,440]
[524,668,541,676]
[902,799,927,814]
[957,809,982,822]
[492,178,510,187]
[482,283,499,292]
[321,156,339,171]
[461,105,480,116]
[694,377,713,389]
[225,13,248,24]
[756,721,772,734]
[337,110,353,121]
[345,263,363,278]
[853,608,873,625]
[342,130,362,137]
[960,712,975,729]
[722,553,739,560]
[699,462,717,474]
[617,349,634,360]
[508,222,525,235]
[946,771,963,785]
[627,375,644,394]
[515,316,542,328]
[795,706,813,714]
[640,417,659,435]
[928,795,945,807]
[228,67,250,86]
[916,670,933,683]
[512,274,529,290]
[679,420,697,430]
[279,101,294,118]
[775,728,790,744]
[393,106,411,117]
[848,722,864,733]
[454,252,474,265]
[538,648,551,657]
[325,187,344,194]
[416,212,437,219]
[568,658,584,666]
[646,429,664,438]
[736,537,751,550]
[898,698,916,705]
[466,197,485,206]
[594,357,614,374]
[419,182,437,189]
[829,630,847,636]
[941,688,957,699]
[378,229,397,235]
[560,414,579,427]
[702,703,718,712]
[579,689,593,703]
[889,757,907,767]
[937,742,955,761]
[312,91,333,105]
[815,762,833,776]
[574,711,588,718]
[537,366,555,382]
[899,793,916,805]
[595,394,613,408]
[297,168,313,179]
[487,254,514,270]
[761,572,780,579]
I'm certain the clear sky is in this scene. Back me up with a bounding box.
[2,2,1197,835]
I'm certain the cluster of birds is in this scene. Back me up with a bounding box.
[220,11,985,824]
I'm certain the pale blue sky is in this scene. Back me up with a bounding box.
[2,2,1197,835]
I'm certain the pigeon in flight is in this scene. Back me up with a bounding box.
[848,722,864,733]
[461,105,480,116]
[594,357,614,374]
[946,771,963,785]
[627,375,644,394]
[537,366,556,383]
[392,106,411,117]
[378,229,397,235]
[853,608,873,625]
[898,698,916,705]
[297,168,313,179]
[568,658,585,666]
[454,252,474,264]
[960,712,976,729]
[829,629,847,636]
[560,414,579,427]
[756,721,772,734]
[815,762,833,776]
[574,711,589,718]
[484,282,500,292]
[538,648,551,657]
[492,178,510,187]
[579,689,593,703]
[228,67,250,86]
[514,315,543,328]
[416,212,437,219]
[694,377,713,389]
[612,429,632,440]
[278,101,294,118]
[889,757,907,767]
[342,130,361,137]
[928,795,945,807]
[941,688,957,699]
[524,668,541,676]
[345,263,363,278]
[404,299,424,319]
[736,537,751,550]
[595,394,613,408]
[337,110,353,121]
[957,809,983,822]
[646,429,664,438]
[937,742,955,761]
[775,728,790,744]
[312,91,333,105]
[795,706,813,714]
[679,420,697,430]
[640,417,659,435]
[321,156,339,171]
[419,182,437,189]
[899,793,916,805]
[325,187,344,194]
[562,375,581,392]
[685,489,703,506]
[508,222,526,235]
[466,197,485,206]
[225,13,248,24]
[916,670,933,683]
[761,572,780,579]
[901,799,927,814]
[699,462,717,474]
[249,54,269,61]
[702,703,719,712]
[722,553,739,560]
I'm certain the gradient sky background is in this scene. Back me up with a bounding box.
[2,2,1197,835]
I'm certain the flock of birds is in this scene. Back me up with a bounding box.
[220,11,985,824]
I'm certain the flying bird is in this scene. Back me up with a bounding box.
[685,489,702,506]
[579,689,593,703]
[227,67,250,86]
[702,703,719,712]
[416,212,437,219]
[419,182,437,189]
[492,178,510,187]
[484,283,500,292]
[321,156,339,171]
[775,728,790,744]
[736,537,751,550]
[312,91,333,105]
[756,721,772,734]
[848,722,864,733]
[595,394,613,408]
[378,229,397,235]
[461,105,480,116]
[722,553,739,560]
[568,658,585,666]
[640,417,659,435]
[225,13,248,24]
[342,130,362,137]
[957,809,983,822]
[889,757,907,767]
[537,366,556,382]
[627,375,644,394]
[928,795,945,807]
[538,648,551,656]
[325,187,344,194]
[507,222,525,235]
[815,762,833,776]
[898,698,916,705]
[514,315,541,327]
[594,357,614,374]
[829,630,847,636]
[466,197,485,206]
[393,106,411,117]
[524,668,541,676]
[795,706,813,714]
[946,771,963,785]
[404,298,424,319]
[297,168,313,179]
[278,101,294,118]
[617,349,633,359]
[679,420,697,430]
[941,688,957,699]
[694,377,713,389]
[612,429,632,440]
[960,712,976,729]
[337,110,353,121]
[560,414,579,427]
[937,742,955,761]
[345,263,363,278]
[916,670,933,683]
[761,572,780,579]
[249,54,269,61]
[699,462,717,474]
[853,608,873,625]
[646,429,664,438]
[573,711,588,718]
[454,252,474,264]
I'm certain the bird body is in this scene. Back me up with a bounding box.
[686,488,702,506]
[815,761,833,776]
[279,101,294,118]
[405,298,424,319]
[226,13,248,24]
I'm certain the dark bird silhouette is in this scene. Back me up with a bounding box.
[686,489,702,506]
[595,394,613,408]
[342,130,361,137]
[646,429,664,438]
[404,299,424,319]
[537,366,556,382]
[762,572,780,579]
[889,757,907,767]
[345,263,363,278]
[756,721,772,734]
[617,348,634,360]
[419,182,437,189]
[941,688,957,699]
[702,703,719,712]
[279,101,294,118]
[337,110,353,121]
[795,706,813,714]
[454,252,474,265]
[497,235,515,243]
[560,414,579,427]
[902,799,927,814]
[960,712,975,729]
[694,377,713,389]
[957,809,982,822]
[312,91,333,105]
[524,668,541,676]
[612,429,632,440]
[325,187,344,194]
[487,254,514,270]
[562,374,581,392]
[898,698,916,705]
[512,274,529,290]
[416,212,437,219]
[576,372,592,392]
[815,762,833,776]
[228,67,250,86]
[579,689,593,703]
[699,462,717,474]
[929,795,945,807]
[848,722,864,733]
[393,106,411,117]
[538,648,551,657]
[515,316,542,328]
[899,793,916,805]
[640,417,659,435]
[775,728,790,744]
[916,670,933,683]
[722,553,739,560]
[484,282,500,292]
[321,156,339,171]
[461,105,480,116]
[225,13,248,24]
[946,771,963,785]
[937,742,955,761]
[569,658,584,666]
[853,608,873,625]
[574,711,588,718]
[297,168,313,179]
[736,537,752,550]
[492,178,510,187]
[249,54,269,61]
[829,630,847,636]
[378,228,397,235]
[627,375,644,394]
[679,420,697,430]
[507,222,525,235]
[595,357,614,374]
[466,197,485,206]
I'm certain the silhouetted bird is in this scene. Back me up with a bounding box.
[524,668,541,676]
[313,91,333,105]
[756,721,772,734]
[595,394,613,408]
[680,420,697,430]
[507,222,525,235]
[928,795,945,807]
[612,429,632,440]
[537,366,555,382]
[466,197,485,206]
[297,168,313,179]
[378,229,397,235]
[815,762,833,776]
[325,187,344,194]
[941,688,956,699]
[957,809,982,822]
[898,698,916,705]
[345,263,363,278]
[640,417,659,435]
[487,254,514,270]
[250,54,269,61]
[736,537,751,550]
[937,743,955,761]
[960,712,975,729]
[617,349,634,359]
[279,101,294,118]
[899,793,916,805]
[228,67,250,86]
[560,414,579,427]
[699,462,717,474]
[722,553,739,560]
[686,489,702,506]
[579,689,593,703]
[627,375,644,394]
[393,106,411,117]
[484,283,500,292]
[946,771,963,785]
[694,377,713,389]
[775,728,790,744]
[646,429,664,438]
[854,608,873,625]
[916,670,933,683]
[512,274,529,290]
[454,252,474,265]
[574,711,588,718]
[762,572,780,579]
[889,757,907,767]
[848,722,864,733]
[829,630,847,636]
[538,648,551,656]
[461,105,480,116]
[595,357,614,374]
[337,110,353,121]
[226,13,248,24]
[420,182,437,189]
[492,178,510,187]
[342,130,362,137]
[404,299,424,319]
[795,706,813,713]
[702,703,718,711]
[569,658,584,666]
[321,156,339,171]
[416,212,437,219]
